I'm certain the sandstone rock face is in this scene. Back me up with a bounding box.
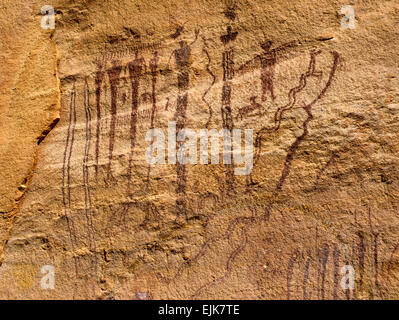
[0,0,398,299]
[0,0,60,267]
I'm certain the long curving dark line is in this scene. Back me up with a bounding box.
[190,228,248,298]
[106,62,123,182]
[146,52,159,191]
[83,78,98,276]
[202,47,216,129]
[276,51,339,192]
[94,61,106,181]
[158,51,340,298]
[253,50,322,167]
[188,51,340,297]
[287,249,300,300]
[62,83,79,277]
[303,255,312,299]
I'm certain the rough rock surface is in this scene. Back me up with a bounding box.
[0,0,398,299]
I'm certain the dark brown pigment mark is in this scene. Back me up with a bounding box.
[127,51,146,196]
[315,224,320,299]
[170,22,186,39]
[239,41,296,102]
[303,254,312,299]
[37,117,60,145]
[368,207,380,296]
[279,103,313,191]
[258,51,323,212]
[251,50,321,186]
[259,41,277,101]
[221,26,237,195]
[276,51,324,191]
[189,51,339,295]
[357,230,366,291]
[312,153,338,190]
[106,60,123,182]
[333,244,340,299]
[83,79,98,277]
[220,26,238,45]
[140,202,161,230]
[287,249,299,300]
[223,0,238,21]
[387,242,399,277]
[263,51,339,200]
[62,84,79,277]
[164,97,170,111]
[385,240,399,296]
[94,60,106,181]
[254,50,322,161]
[168,30,199,217]
[163,50,340,296]
[344,245,351,300]
[320,243,330,300]
[236,96,263,121]
[202,45,216,129]
[190,228,248,298]
[146,51,160,190]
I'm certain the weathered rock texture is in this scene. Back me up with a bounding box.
[0,0,398,299]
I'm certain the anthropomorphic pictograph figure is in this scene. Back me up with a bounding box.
[236,95,263,121]
[239,40,296,102]
[106,60,123,182]
[62,83,78,277]
[145,51,160,190]
[166,28,199,217]
[127,50,146,195]
[259,41,277,101]
[94,59,106,181]
[220,25,238,196]
[83,78,98,282]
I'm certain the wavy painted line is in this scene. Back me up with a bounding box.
[203,51,340,295]
[368,207,380,296]
[94,61,106,182]
[202,47,216,129]
[161,51,340,298]
[190,228,248,298]
[83,79,98,277]
[106,62,123,182]
[303,255,312,299]
[62,83,79,277]
[287,249,300,300]
[254,50,322,167]
[312,153,338,191]
[333,244,340,299]
[146,52,159,191]
[191,51,340,294]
